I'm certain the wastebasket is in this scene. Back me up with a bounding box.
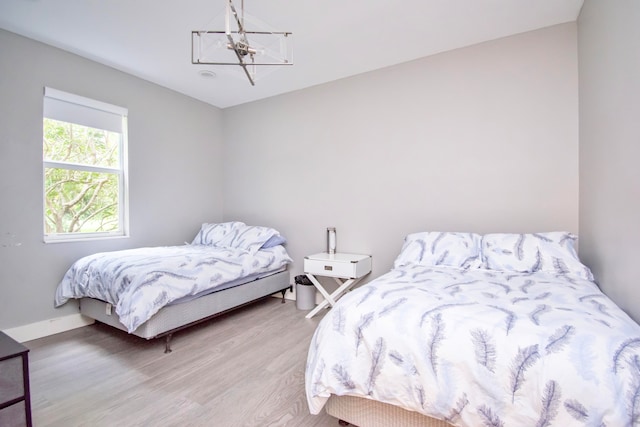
[295,275,316,311]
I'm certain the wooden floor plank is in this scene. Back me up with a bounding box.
[25,299,339,427]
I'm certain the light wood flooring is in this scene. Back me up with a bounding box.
[24,298,339,427]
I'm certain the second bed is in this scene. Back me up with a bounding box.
[55,222,292,351]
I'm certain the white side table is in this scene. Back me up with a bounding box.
[303,252,372,319]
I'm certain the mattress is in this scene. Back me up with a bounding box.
[79,269,290,339]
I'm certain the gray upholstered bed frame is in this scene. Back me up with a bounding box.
[79,270,291,352]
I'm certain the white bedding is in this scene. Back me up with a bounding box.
[55,244,291,333]
[306,265,640,426]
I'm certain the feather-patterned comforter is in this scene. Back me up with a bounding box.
[55,245,291,333]
[306,265,640,426]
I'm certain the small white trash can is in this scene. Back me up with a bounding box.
[296,282,316,311]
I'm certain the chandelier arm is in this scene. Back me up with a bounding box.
[227,0,246,34]
[226,33,256,86]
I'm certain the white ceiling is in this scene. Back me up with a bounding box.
[0,0,584,109]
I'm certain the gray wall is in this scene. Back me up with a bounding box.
[0,29,224,330]
[0,21,586,332]
[578,1,640,322]
[222,23,580,284]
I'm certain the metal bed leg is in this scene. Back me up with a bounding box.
[164,333,173,353]
[280,286,292,303]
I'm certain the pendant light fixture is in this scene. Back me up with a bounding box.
[191,0,293,86]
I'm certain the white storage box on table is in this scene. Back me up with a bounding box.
[304,253,371,279]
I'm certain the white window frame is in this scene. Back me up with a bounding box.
[43,87,129,242]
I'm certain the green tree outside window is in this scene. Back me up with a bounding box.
[43,119,121,234]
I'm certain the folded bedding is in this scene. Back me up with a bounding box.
[55,222,292,333]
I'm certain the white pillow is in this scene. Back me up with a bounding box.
[216,225,284,254]
[481,232,594,280]
[191,222,245,246]
[262,234,287,248]
[393,232,482,269]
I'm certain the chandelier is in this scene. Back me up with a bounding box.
[191,0,293,86]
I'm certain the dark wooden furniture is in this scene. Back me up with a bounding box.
[0,331,32,427]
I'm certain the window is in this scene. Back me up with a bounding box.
[43,87,129,242]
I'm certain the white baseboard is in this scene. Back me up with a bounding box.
[2,314,95,343]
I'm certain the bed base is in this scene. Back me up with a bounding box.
[79,270,291,353]
[158,285,290,353]
[325,395,452,427]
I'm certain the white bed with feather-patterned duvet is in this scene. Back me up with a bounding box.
[306,232,640,426]
[55,222,292,349]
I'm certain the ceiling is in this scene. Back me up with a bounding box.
[0,0,584,109]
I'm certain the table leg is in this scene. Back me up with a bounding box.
[307,274,336,306]
[305,276,362,319]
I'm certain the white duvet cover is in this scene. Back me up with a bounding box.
[306,265,640,426]
[55,245,291,333]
